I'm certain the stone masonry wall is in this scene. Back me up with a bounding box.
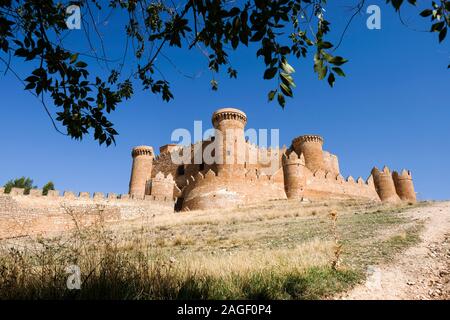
[0,188,174,239]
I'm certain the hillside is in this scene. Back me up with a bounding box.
[0,199,448,299]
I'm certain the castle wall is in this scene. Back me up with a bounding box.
[322,151,340,175]
[181,169,286,211]
[0,189,174,239]
[304,171,380,201]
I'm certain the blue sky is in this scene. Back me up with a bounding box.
[0,1,449,200]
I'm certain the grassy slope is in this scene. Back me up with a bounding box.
[0,200,428,299]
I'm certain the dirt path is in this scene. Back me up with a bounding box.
[341,201,450,300]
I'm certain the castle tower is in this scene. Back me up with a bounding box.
[292,135,324,172]
[129,145,154,197]
[150,172,175,200]
[282,151,307,199]
[371,166,401,203]
[393,170,416,202]
[211,108,247,177]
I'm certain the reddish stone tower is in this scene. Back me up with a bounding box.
[292,135,324,172]
[211,108,247,177]
[282,151,307,199]
[371,166,401,203]
[393,169,416,202]
[129,145,154,197]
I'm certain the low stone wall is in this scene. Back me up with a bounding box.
[0,188,174,239]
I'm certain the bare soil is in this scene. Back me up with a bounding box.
[340,201,450,300]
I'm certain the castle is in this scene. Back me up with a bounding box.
[128,108,417,211]
[0,107,417,238]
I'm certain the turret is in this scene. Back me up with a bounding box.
[129,145,154,197]
[282,151,307,199]
[371,166,401,203]
[211,108,247,177]
[393,169,416,203]
[150,172,175,200]
[292,135,324,172]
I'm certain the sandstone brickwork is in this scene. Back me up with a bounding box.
[0,188,174,239]
[127,108,416,211]
[393,170,417,203]
[371,166,402,203]
[129,145,154,197]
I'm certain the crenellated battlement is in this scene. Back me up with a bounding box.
[292,134,324,145]
[0,186,174,239]
[211,108,247,128]
[0,187,174,204]
[132,145,154,157]
[393,169,413,180]
[282,151,306,166]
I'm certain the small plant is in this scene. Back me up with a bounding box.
[329,210,342,271]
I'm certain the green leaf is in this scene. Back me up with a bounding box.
[24,82,36,90]
[329,56,348,66]
[277,93,285,108]
[332,67,346,77]
[280,83,293,97]
[280,72,296,87]
[318,65,328,80]
[327,72,335,87]
[419,9,432,17]
[391,0,404,11]
[268,90,277,101]
[281,59,295,74]
[439,28,447,43]
[263,67,278,80]
[431,21,445,32]
[210,79,218,91]
[75,61,88,68]
[319,41,333,49]
[70,53,79,64]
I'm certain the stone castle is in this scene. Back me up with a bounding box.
[128,108,417,211]
[0,107,417,238]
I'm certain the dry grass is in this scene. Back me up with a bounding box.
[0,199,429,299]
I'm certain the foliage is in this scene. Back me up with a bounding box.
[3,176,36,194]
[3,177,55,195]
[0,1,448,145]
[42,181,55,195]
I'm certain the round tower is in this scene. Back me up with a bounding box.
[282,151,307,199]
[211,108,247,177]
[292,135,324,172]
[392,170,416,202]
[129,145,154,197]
[150,172,175,200]
[371,166,401,203]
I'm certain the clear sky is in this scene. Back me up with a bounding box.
[0,1,449,200]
